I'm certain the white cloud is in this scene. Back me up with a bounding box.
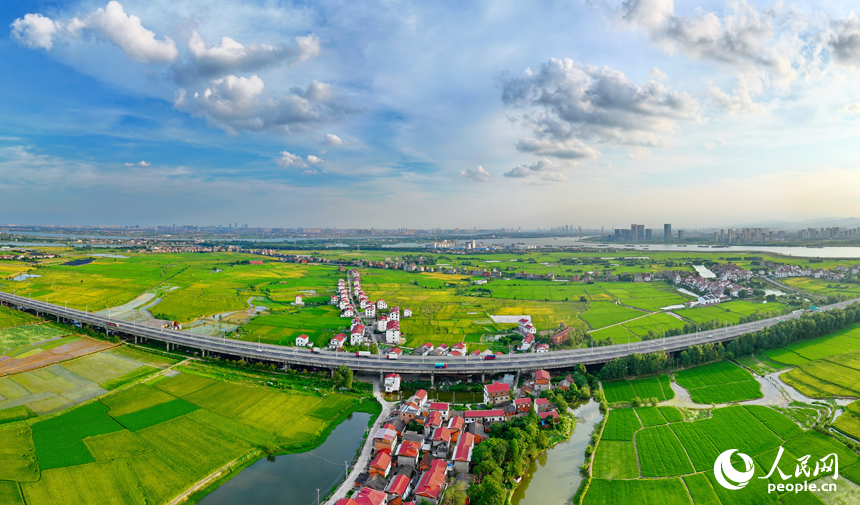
[649,67,668,81]
[501,58,700,158]
[503,158,567,183]
[171,31,321,82]
[306,155,325,164]
[10,14,57,50]
[138,161,150,166]
[840,102,860,114]
[323,133,345,146]
[175,76,354,135]
[11,2,178,64]
[460,166,491,182]
[124,162,134,166]
[277,151,307,168]
[709,76,767,115]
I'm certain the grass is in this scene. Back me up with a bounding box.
[733,354,788,375]
[0,426,39,482]
[0,305,38,329]
[22,459,147,505]
[674,361,762,404]
[592,440,639,480]
[113,398,199,432]
[636,425,694,477]
[635,407,667,427]
[0,481,24,505]
[583,478,693,505]
[602,408,641,441]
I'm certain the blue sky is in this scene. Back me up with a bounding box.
[3,0,860,229]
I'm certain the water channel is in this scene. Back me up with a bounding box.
[511,399,602,505]
[198,412,370,505]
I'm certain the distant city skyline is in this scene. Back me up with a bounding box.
[3,1,860,227]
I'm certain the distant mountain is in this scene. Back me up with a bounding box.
[728,217,860,230]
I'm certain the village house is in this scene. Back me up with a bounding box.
[376,299,388,309]
[384,373,401,393]
[413,459,447,505]
[430,427,452,458]
[341,306,356,317]
[447,416,464,443]
[514,397,532,414]
[426,411,444,430]
[533,398,551,414]
[377,316,389,332]
[551,327,570,345]
[372,426,398,454]
[330,295,339,305]
[369,451,392,478]
[519,334,535,352]
[295,334,310,347]
[354,486,387,505]
[483,382,511,405]
[385,474,412,505]
[385,321,401,344]
[464,409,506,424]
[534,370,551,392]
[365,305,376,318]
[395,440,421,468]
[330,333,346,349]
[428,402,449,421]
[453,432,475,474]
[351,324,366,345]
[295,295,304,306]
[386,347,403,359]
[407,390,428,409]
[403,308,413,317]
[389,307,401,321]
[536,343,550,353]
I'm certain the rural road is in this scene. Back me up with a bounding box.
[325,380,392,505]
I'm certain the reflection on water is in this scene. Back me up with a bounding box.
[12,273,41,281]
[511,400,603,505]
[199,412,370,505]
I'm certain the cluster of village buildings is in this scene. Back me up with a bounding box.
[0,249,57,261]
[674,264,755,305]
[336,370,564,505]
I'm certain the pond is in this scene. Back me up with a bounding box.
[198,412,370,505]
[511,399,603,505]
[12,273,41,281]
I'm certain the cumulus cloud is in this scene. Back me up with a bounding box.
[460,166,491,182]
[649,67,668,81]
[841,102,860,114]
[125,161,151,166]
[501,58,699,157]
[171,31,321,83]
[620,0,796,78]
[10,1,178,64]
[276,151,307,168]
[708,76,767,114]
[829,13,860,66]
[503,158,568,183]
[175,76,354,135]
[323,133,345,146]
[306,155,325,164]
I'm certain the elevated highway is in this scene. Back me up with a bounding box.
[1,291,856,376]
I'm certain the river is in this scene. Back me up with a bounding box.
[198,412,370,505]
[511,399,603,505]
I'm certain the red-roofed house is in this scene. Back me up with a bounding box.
[464,409,506,423]
[396,440,421,468]
[534,370,551,391]
[426,411,443,429]
[403,308,413,317]
[483,382,511,405]
[514,397,532,414]
[373,427,398,454]
[376,316,389,332]
[386,347,403,359]
[355,486,387,505]
[335,499,358,505]
[365,304,376,318]
[376,299,387,309]
[431,427,452,458]
[534,398,550,414]
[249,260,263,265]
[385,475,412,505]
[331,295,339,305]
[428,402,449,421]
[540,411,559,423]
[351,324,366,346]
[453,432,475,473]
[413,459,447,505]
[447,416,464,443]
[536,343,550,353]
[519,334,535,352]
[369,451,392,478]
[295,295,304,306]
[408,390,428,409]
[295,334,310,347]
[330,333,346,348]
[384,373,401,393]
[385,320,400,344]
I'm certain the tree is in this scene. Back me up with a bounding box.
[443,480,468,505]
[370,343,379,354]
[468,479,506,505]
[333,365,353,390]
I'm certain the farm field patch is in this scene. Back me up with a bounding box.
[762,323,860,365]
[0,324,69,356]
[583,478,693,505]
[635,425,694,477]
[602,374,674,403]
[743,405,803,439]
[681,473,721,505]
[733,354,788,375]
[674,361,762,403]
[602,408,641,441]
[623,312,686,338]
[634,407,667,426]
[581,302,645,330]
[659,406,684,422]
[0,305,38,329]
[592,440,639,480]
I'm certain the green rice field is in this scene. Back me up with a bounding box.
[602,374,674,404]
[674,361,762,404]
[762,322,860,365]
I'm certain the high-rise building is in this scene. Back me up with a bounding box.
[637,225,645,241]
[720,229,725,242]
[728,229,735,242]
[645,229,653,240]
[664,224,672,242]
[631,224,638,242]
[677,229,684,241]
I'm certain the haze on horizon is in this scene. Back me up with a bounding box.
[2,0,860,229]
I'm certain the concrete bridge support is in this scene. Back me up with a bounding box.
[430,374,434,387]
